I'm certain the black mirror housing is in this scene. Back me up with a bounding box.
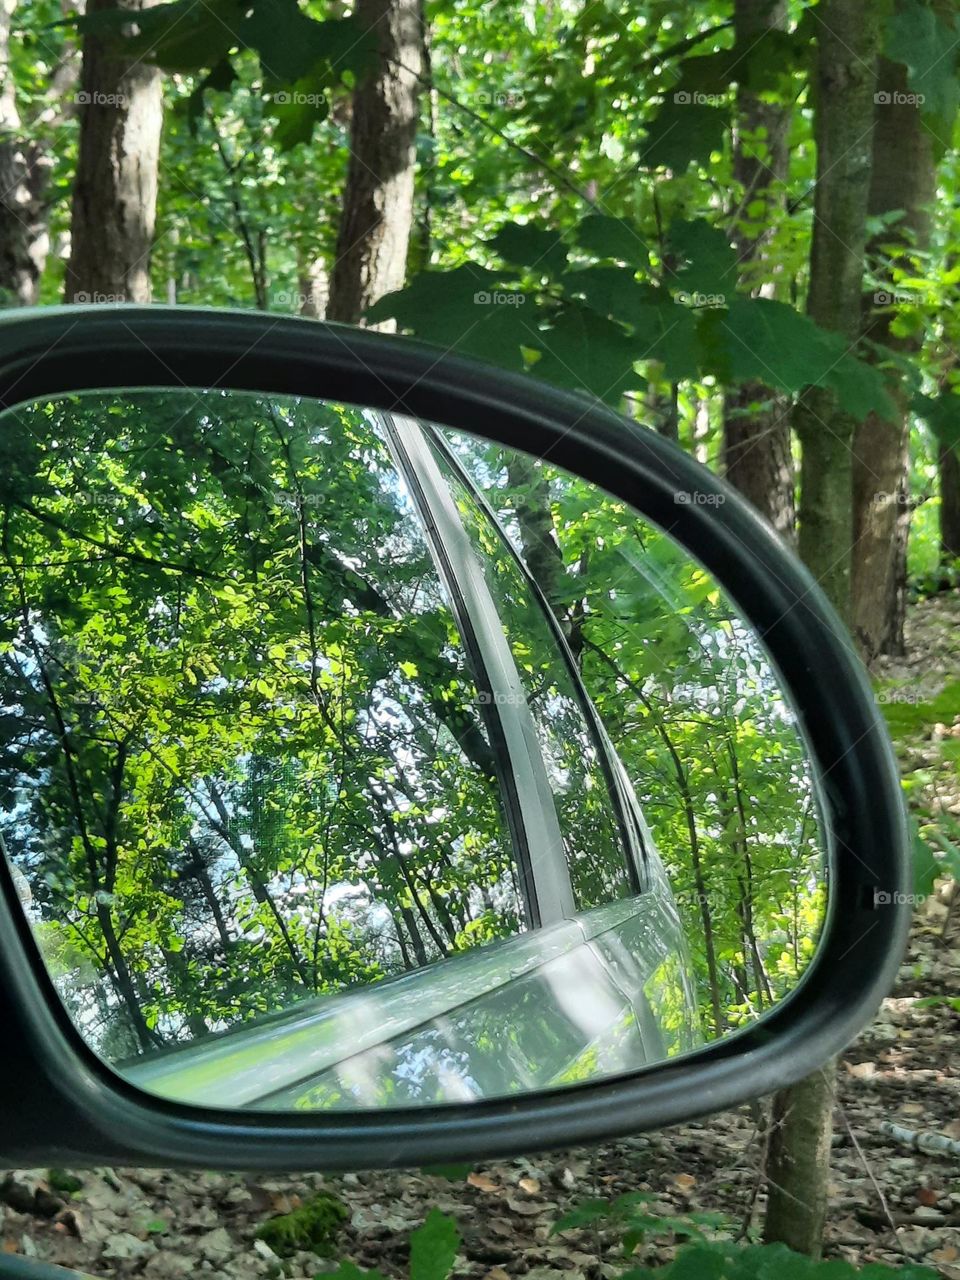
[0,305,909,1171]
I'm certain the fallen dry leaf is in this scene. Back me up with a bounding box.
[672,1174,697,1191]
[845,1061,878,1079]
[518,1177,541,1196]
[467,1172,500,1194]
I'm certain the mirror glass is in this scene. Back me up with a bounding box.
[0,389,826,1111]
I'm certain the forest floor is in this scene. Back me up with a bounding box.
[3,593,960,1280]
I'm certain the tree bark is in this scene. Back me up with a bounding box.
[941,443,960,560]
[763,1061,837,1258]
[64,0,162,304]
[794,0,879,619]
[851,51,935,659]
[325,0,423,324]
[97,902,157,1051]
[767,0,879,1254]
[0,0,53,305]
[298,254,329,319]
[723,0,796,540]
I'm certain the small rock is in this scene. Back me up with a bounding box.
[197,1226,234,1260]
[102,1230,154,1260]
[912,1206,946,1225]
[506,1197,544,1217]
[143,1253,195,1278]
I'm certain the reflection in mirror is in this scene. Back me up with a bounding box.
[0,389,825,1112]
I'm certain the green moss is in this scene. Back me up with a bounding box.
[255,1192,349,1259]
[47,1169,84,1195]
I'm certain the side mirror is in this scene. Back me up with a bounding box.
[0,306,908,1171]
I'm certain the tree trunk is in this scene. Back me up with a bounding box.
[298,254,329,319]
[763,1061,837,1258]
[325,0,423,324]
[851,51,935,659]
[190,854,233,954]
[723,0,795,540]
[768,0,879,1254]
[399,904,428,966]
[97,902,157,1051]
[0,0,53,305]
[794,0,879,619]
[64,0,162,304]
[940,443,960,560]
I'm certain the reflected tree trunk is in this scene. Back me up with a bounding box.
[205,779,312,988]
[583,638,724,1036]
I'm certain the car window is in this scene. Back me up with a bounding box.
[428,435,636,912]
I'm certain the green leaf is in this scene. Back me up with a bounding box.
[245,7,376,88]
[366,265,533,370]
[884,0,960,132]
[928,817,960,881]
[821,353,897,423]
[530,304,642,402]
[670,50,736,96]
[632,300,701,381]
[242,0,324,83]
[552,1198,615,1232]
[268,77,331,149]
[560,269,700,379]
[75,0,245,73]
[667,218,740,301]
[738,28,807,92]
[328,1264,388,1280]
[699,298,896,420]
[698,298,835,392]
[559,266,663,322]
[913,390,960,453]
[640,100,729,170]
[409,1210,460,1280]
[185,59,237,131]
[664,1245,727,1280]
[913,817,941,898]
[487,223,568,277]
[575,214,651,268]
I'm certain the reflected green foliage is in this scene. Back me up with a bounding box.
[444,431,825,1035]
[0,389,825,1102]
[0,391,519,1053]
